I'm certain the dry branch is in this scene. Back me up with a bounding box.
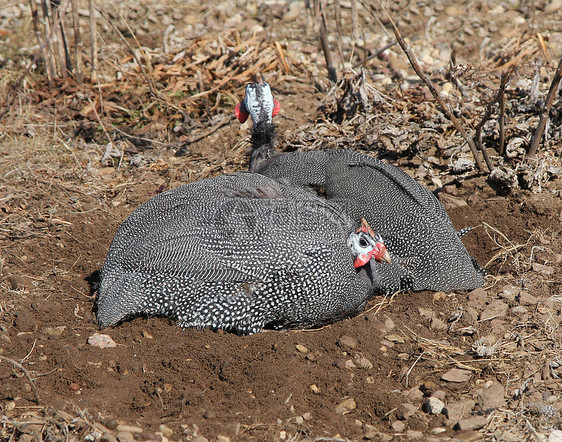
[473,69,514,162]
[376,3,488,171]
[528,55,562,156]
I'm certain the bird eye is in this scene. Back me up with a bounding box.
[359,238,368,247]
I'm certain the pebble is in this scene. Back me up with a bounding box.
[501,285,520,300]
[441,368,472,383]
[115,425,143,434]
[335,397,357,415]
[391,420,405,432]
[468,288,487,304]
[430,317,447,331]
[345,359,357,369]
[455,430,485,442]
[512,306,528,314]
[477,382,506,410]
[517,291,538,306]
[310,384,320,394]
[423,397,445,415]
[384,334,405,344]
[479,301,508,321]
[42,326,66,337]
[88,333,117,348]
[407,386,424,402]
[338,335,358,349]
[116,432,134,442]
[432,427,446,434]
[445,399,475,421]
[405,430,424,439]
[396,403,417,420]
[295,344,308,354]
[417,307,434,320]
[454,416,488,431]
[355,356,373,369]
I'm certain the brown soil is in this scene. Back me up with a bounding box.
[1,1,562,441]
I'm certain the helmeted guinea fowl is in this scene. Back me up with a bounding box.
[235,75,484,292]
[96,173,393,335]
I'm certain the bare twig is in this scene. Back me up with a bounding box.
[473,69,513,163]
[0,355,41,404]
[528,55,562,156]
[375,3,488,171]
[88,0,98,82]
[317,1,338,83]
[70,0,82,83]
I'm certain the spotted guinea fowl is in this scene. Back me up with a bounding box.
[97,173,394,335]
[235,75,484,292]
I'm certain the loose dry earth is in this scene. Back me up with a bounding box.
[1,0,561,441]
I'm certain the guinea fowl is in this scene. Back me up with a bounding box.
[235,75,484,292]
[96,173,392,335]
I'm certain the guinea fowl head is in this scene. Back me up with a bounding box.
[235,74,281,172]
[347,217,391,269]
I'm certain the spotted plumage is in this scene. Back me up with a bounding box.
[97,173,393,335]
[236,75,484,292]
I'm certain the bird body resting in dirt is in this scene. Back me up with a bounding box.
[235,75,484,292]
[96,173,393,335]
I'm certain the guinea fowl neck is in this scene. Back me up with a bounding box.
[249,120,277,173]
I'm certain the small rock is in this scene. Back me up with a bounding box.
[418,307,434,320]
[100,434,118,442]
[335,397,356,415]
[478,382,506,410]
[424,397,445,414]
[517,291,538,306]
[432,390,447,401]
[355,356,373,369]
[115,425,143,434]
[479,301,508,321]
[455,430,485,442]
[383,317,395,330]
[453,416,488,431]
[446,399,476,421]
[407,386,424,402]
[441,368,472,383]
[432,427,447,434]
[430,317,447,331]
[344,359,357,369]
[338,335,358,349]
[310,384,320,394]
[116,432,134,442]
[295,344,308,354]
[439,193,468,209]
[43,326,66,337]
[384,334,405,344]
[512,306,528,314]
[405,430,424,439]
[396,403,417,420]
[391,421,405,432]
[88,333,117,348]
[500,285,520,301]
[294,416,304,424]
[420,381,438,394]
[468,288,487,303]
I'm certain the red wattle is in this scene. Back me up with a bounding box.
[235,102,249,123]
[354,254,371,269]
[273,99,281,116]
